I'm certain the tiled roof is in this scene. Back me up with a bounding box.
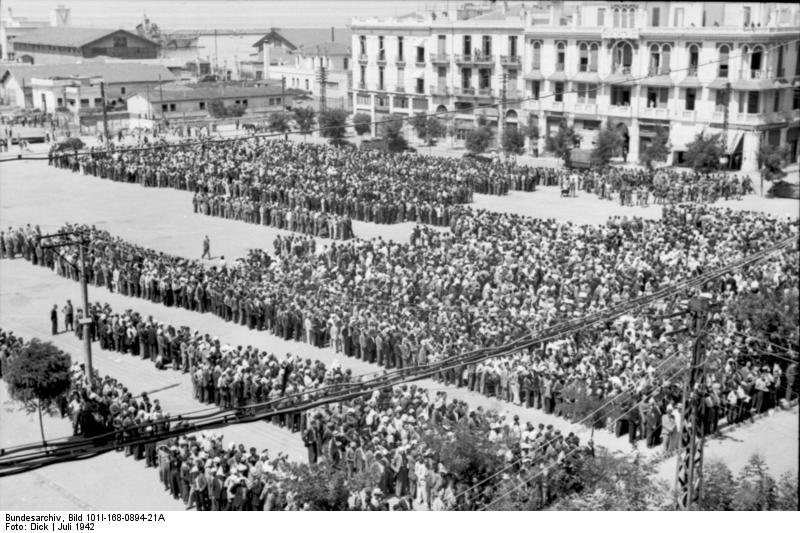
[12,27,157,48]
[252,27,352,50]
[138,83,305,103]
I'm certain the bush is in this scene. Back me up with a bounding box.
[352,113,372,136]
[501,128,525,155]
[293,107,316,133]
[684,132,724,174]
[319,109,349,143]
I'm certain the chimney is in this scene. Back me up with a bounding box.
[331,27,335,41]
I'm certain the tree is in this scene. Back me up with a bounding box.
[640,127,671,169]
[699,460,735,510]
[545,119,581,168]
[774,471,799,511]
[521,115,540,154]
[684,132,724,174]
[501,127,526,155]
[590,126,623,168]
[267,111,291,133]
[410,115,446,146]
[318,108,349,144]
[732,454,777,511]
[4,339,72,447]
[758,143,790,193]
[352,112,372,136]
[382,114,408,153]
[465,115,493,154]
[208,98,228,118]
[292,107,316,134]
[281,463,351,510]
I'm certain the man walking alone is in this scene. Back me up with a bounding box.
[202,235,211,260]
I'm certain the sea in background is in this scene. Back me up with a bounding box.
[2,0,435,29]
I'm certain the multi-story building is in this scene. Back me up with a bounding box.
[351,2,800,170]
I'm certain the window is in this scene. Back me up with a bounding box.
[199,101,206,110]
[613,8,620,27]
[687,44,699,75]
[395,97,408,108]
[610,86,631,106]
[556,42,565,71]
[743,6,751,26]
[627,7,636,27]
[531,41,541,70]
[416,46,425,64]
[398,36,404,60]
[530,80,540,99]
[161,104,168,112]
[747,91,759,114]
[579,43,589,72]
[463,35,471,56]
[436,67,445,85]
[80,98,89,105]
[685,88,696,111]
[651,7,660,26]
[597,8,605,26]
[93,98,102,106]
[777,44,784,77]
[650,44,660,73]
[715,89,729,110]
[773,91,780,112]
[793,87,800,110]
[437,35,446,55]
[718,45,729,77]
[674,7,684,27]
[343,58,348,70]
[661,45,671,74]
[646,87,669,108]
[613,42,633,73]
[750,45,763,75]
[120,87,126,95]
[482,35,491,56]
[461,68,472,88]
[378,66,385,90]
[479,68,491,89]
[589,43,598,72]
[397,67,405,86]
[416,78,424,94]
[378,36,385,60]
[112,36,127,48]
[508,36,517,57]
[359,65,366,85]
[554,81,564,102]
[57,98,63,106]
[357,94,370,105]
[359,35,366,55]
[170,103,176,112]
[305,79,310,90]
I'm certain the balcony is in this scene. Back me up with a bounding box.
[395,85,406,93]
[504,88,521,101]
[500,55,521,66]
[711,111,724,122]
[454,53,494,66]
[573,102,597,115]
[429,85,450,96]
[357,82,367,90]
[607,104,632,116]
[430,54,450,65]
[686,67,698,77]
[395,58,406,68]
[358,53,368,64]
[734,112,765,125]
[454,87,476,97]
[377,54,387,66]
[555,63,565,73]
[477,87,494,98]
[414,59,426,68]
[640,106,669,119]
[679,110,696,121]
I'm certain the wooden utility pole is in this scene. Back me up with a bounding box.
[675,295,711,510]
[99,81,110,147]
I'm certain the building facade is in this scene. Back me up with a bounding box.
[351,2,800,170]
[11,27,159,65]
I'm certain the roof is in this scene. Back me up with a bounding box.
[470,5,525,22]
[134,83,304,104]
[1,63,175,86]
[12,27,158,49]
[252,27,352,51]
[297,41,350,57]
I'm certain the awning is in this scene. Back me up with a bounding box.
[571,72,600,84]
[726,130,744,154]
[644,75,673,88]
[677,77,702,89]
[731,78,775,91]
[548,71,567,82]
[524,71,544,81]
[707,78,730,90]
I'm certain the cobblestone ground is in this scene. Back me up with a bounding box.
[1,157,797,509]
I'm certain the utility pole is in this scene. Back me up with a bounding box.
[40,232,94,388]
[498,72,507,154]
[281,76,286,112]
[99,81,110,148]
[317,63,328,114]
[675,295,711,510]
[721,81,731,171]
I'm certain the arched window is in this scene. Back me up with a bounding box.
[613,8,620,27]
[750,45,763,74]
[627,7,636,27]
[579,43,589,72]
[718,44,730,77]
[556,41,566,71]
[688,44,699,73]
[531,40,541,70]
[589,43,599,72]
[661,44,671,73]
[650,43,661,73]
[621,8,628,28]
[613,41,633,73]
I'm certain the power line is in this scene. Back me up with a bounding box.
[2,38,796,164]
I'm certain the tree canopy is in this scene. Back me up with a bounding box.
[545,119,581,168]
[318,108,349,143]
[352,112,372,136]
[501,127,526,155]
[758,143,790,183]
[684,132,724,174]
[465,115,493,154]
[292,107,316,133]
[410,115,446,146]
[590,126,623,168]
[382,114,409,153]
[640,127,671,169]
[267,111,291,133]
